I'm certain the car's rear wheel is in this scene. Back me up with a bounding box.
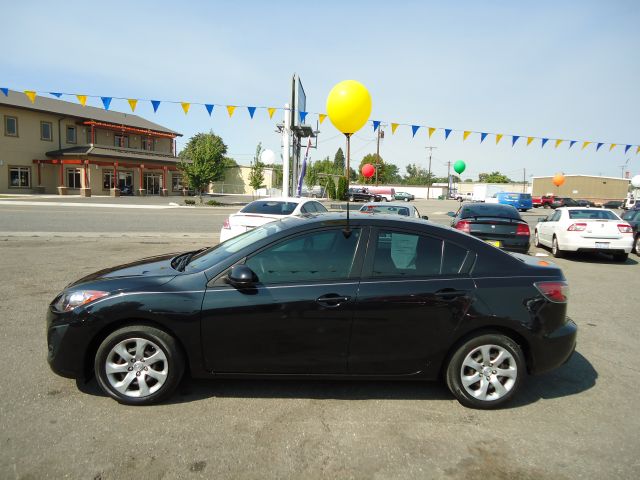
[446,333,524,409]
[552,236,563,258]
[349,195,355,202]
[534,230,541,248]
[634,235,640,255]
[404,198,409,202]
[95,325,184,405]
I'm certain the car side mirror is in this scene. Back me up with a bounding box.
[226,264,257,289]
[421,215,429,220]
[446,212,456,217]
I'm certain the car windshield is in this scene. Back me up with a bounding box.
[621,211,637,221]
[240,201,298,215]
[360,205,411,216]
[568,209,619,220]
[460,204,521,220]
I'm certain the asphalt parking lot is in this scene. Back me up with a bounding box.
[1,197,639,479]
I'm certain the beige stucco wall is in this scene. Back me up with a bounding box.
[209,166,275,194]
[532,176,629,201]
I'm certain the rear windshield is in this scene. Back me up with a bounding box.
[360,205,411,216]
[241,201,297,215]
[460,204,521,219]
[568,209,619,220]
[622,210,639,221]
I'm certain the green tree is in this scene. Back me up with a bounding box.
[404,163,435,185]
[305,160,318,188]
[336,176,348,200]
[325,176,337,200]
[478,171,512,183]
[178,130,228,203]
[249,142,265,194]
[333,148,345,173]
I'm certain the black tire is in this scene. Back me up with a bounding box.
[543,204,550,209]
[404,198,409,202]
[534,230,541,248]
[445,333,525,409]
[348,195,354,202]
[552,236,564,258]
[613,253,628,262]
[94,325,184,405]
[634,235,640,255]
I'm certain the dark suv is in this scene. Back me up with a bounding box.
[347,188,382,202]
[551,197,579,209]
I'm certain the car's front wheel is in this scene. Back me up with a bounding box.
[94,325,184,405]
[446,333,524,409]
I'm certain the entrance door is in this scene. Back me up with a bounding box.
[118,171,133,190]
[144,173,162,195]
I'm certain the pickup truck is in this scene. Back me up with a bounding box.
[347,188,382,202]
[532,195,555,208]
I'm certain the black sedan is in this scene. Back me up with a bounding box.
[447,203,531,253]
[621,209,640,254]
[47,213,576,409]
[602,200,624,210]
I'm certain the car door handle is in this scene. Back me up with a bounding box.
[316,294,351,308]
[434,289,469,300]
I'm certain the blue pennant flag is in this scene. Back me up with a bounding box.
[624,145,631,154]
[0,87,8,96]
[299,111,308,124]
[49,92,63,98]
[596,143,604,151]
[444,129,452,140]
[541,138,549,148]
[569,140,577,149]
[204,104,214,116]
[480,132,488,143]
[101,97,112,110]
[247,106,256,118]
[151,100,161,113]
[411,125,420,137]
[373,120,380,132]
[512,135,520,147]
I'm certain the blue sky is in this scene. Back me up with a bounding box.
[2,0,639,181]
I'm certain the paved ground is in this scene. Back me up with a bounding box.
[0,197,638,479]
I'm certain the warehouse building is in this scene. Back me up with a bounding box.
[531,175,630,204]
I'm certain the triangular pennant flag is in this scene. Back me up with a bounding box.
[151,100,161,113]
[205,104,214,116]
[299,111,308,123]
[49,92,63,98]
[596,143,604,151]
[373,120,380,132]
[181,102,190,114]
[1,87,9,96]
[428,127,436,138]
[526,137,535,146]
[444,129,452,140]
[391,123,399,134]
[496,134,503,144]
[609,144,616,152]
[581,141,591,150]
[541,138,549,148]
[127,99,138,112]
[247,106,256,119]
[411,125,420,137]
[569,140,577,149]
[555,139,564,148]
[268,108,277,119]
[512,135,520,147]
[101,97,112,110]
[480,132,488,143]
[318,113,326,124]
[226,105,236,117]
[636,146,640,155]
[463,131,472,141]
[76,95,87,107]
[624,145,631,154]
[24,90,37,103]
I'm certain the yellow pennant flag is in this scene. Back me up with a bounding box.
[24,90,37,104]
[428,127,436,138]
[526,137,535,146]
[319,113,327,124]
[127,99,138,112]
[582,141,591,150]
[267,107,276,119]
[609,144,616,152]
[636,146,640,155]
[496,134,503,144]
[391,123,399,134]
[555,139,564,148]
[76,95,87,107]
[463,131,472,141]
[226,105,236,117]
[181,102,190,114]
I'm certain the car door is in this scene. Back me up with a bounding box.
[348,228,476,375]
[540,210,561,245]
[200,227,366,374]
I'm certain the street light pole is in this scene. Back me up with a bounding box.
[425,146,437,200]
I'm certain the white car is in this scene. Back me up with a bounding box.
[219,197,328,242]
[534,207,634,261]
[358,203,427,220]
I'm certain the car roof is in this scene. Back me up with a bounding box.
[359,202,413,208]
[246,197,310,205]
[462,203,517,211]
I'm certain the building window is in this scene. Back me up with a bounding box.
[41,121,53,141]
[67,168,82,188]
[66,126,76,144]
[4,116,18,137]
[114,135,129,148]
[142,137,154,151]
[9,166,31,188]
[172,174,185,191]
[103,170,114,189]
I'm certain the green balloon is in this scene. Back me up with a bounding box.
[453,160,466,175]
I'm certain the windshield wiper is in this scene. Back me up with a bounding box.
[173,248,208,272]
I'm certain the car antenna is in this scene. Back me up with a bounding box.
[343,190,352,238]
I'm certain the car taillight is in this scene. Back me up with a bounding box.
[617,223,633,233]
[516,223,530,236]
[567,223,587,231]
[455,220,471,233]
[534,281,569,303]
[223,218,231,229]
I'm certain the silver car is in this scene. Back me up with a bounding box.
[358,203,428,220]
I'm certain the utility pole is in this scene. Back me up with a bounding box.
[425,146,437,200]
[446,160,452,198]
[282,103,291,197]
[523,168,526,193]
[375,126,384,186]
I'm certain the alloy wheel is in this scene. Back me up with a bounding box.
[459,344,518,402]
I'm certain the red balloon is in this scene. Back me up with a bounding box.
[362,163,375,178]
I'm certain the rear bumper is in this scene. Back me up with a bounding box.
[558,234,633,253]
[529,319,577,375]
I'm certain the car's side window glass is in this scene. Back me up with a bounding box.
[314,202,328,213]
[245,229,360,284]
[372,230,442,278]
[300,204,310,214]
[549,211,560,222]
[442,242,469,275]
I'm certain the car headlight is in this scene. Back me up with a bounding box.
[53,290,109,312]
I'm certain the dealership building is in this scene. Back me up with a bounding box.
[531,174,630,203]
[1,90,187,196]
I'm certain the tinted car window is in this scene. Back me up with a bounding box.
[245,228,360,284]
[460,204,521,219]
[241,201,298,215]
[361,205,411,216]
[313,202,328,213]
[568,209,619,220]
[442,242,469,275]
[621,211,638,221]
[372,231,442,278]
[549,211,561,222]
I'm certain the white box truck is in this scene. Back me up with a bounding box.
[472,184,510,202]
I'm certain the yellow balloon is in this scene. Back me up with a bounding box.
[326,80,372,134]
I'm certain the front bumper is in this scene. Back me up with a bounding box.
[528,318,578,375]
[47,307,98,379]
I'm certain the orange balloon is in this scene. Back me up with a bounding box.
[552,173,565,187]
